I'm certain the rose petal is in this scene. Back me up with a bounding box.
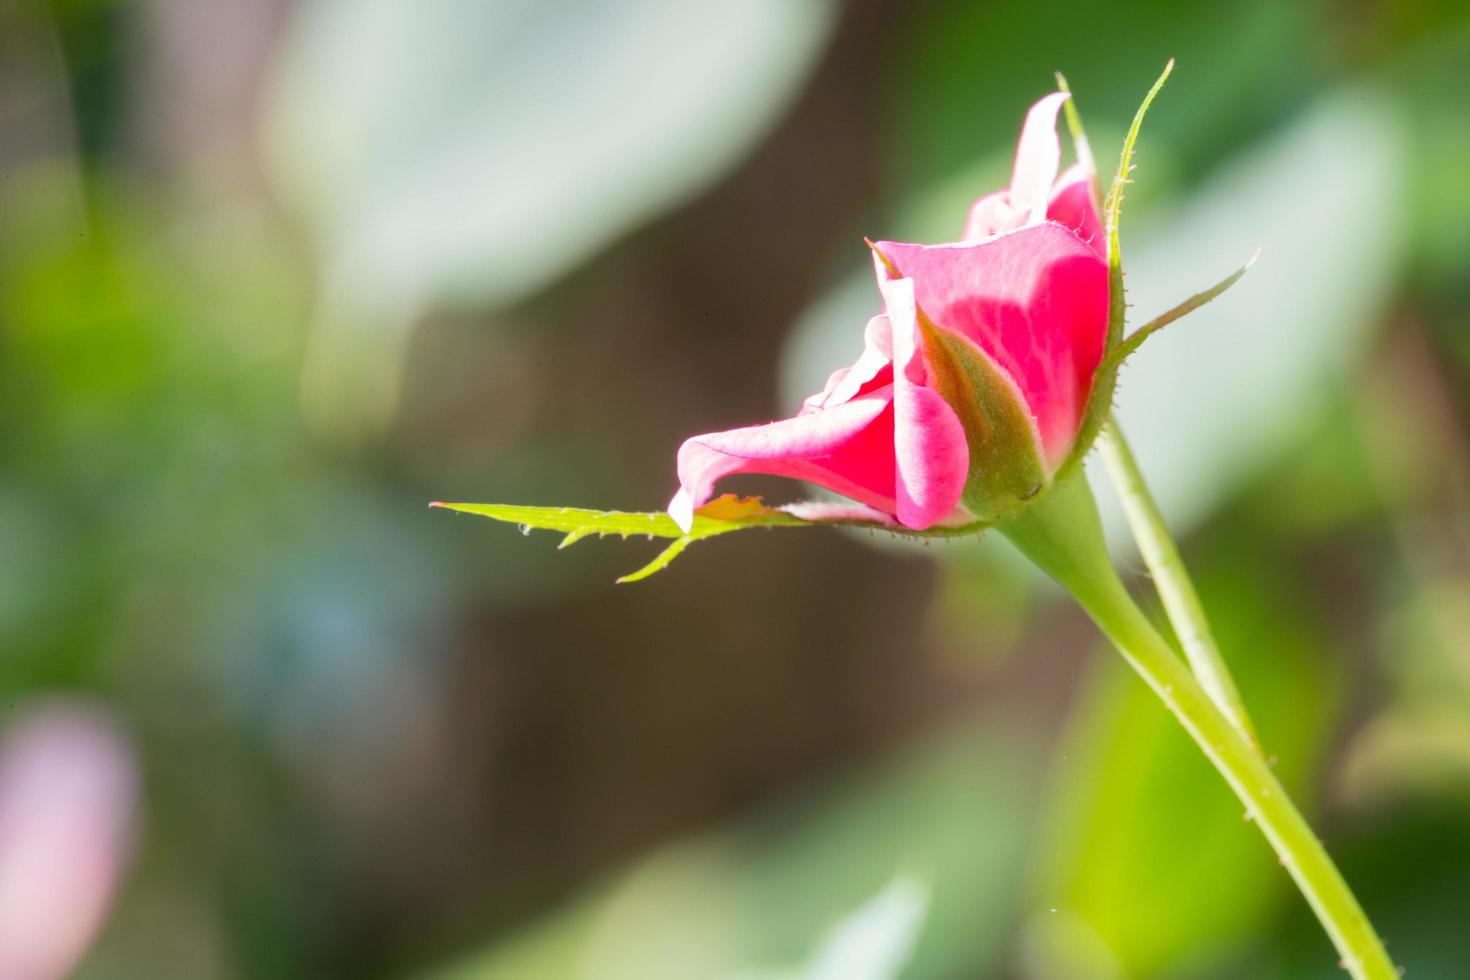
[962,189,1023,242]
[1048,162,1105,258]
[803,367,855,414]
[875,223,1108,468]
[814,316,895,410]
[779,500,898,525]
[875,273,970,528]
[1009,92,1070,226]
[671,388,899,531]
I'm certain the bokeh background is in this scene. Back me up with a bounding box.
[3,0,1470,977]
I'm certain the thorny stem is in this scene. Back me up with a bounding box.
[1001,475,1398,980]
[1096,418,1260,746]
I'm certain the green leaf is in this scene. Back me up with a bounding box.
[435,492,994,582]
[433,495,810,583]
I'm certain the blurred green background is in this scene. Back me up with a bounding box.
[3,0,1470,977]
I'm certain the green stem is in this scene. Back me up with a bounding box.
[1001,476,1397,980]
[1096,418,1260,747]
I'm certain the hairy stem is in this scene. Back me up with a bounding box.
[1001,476,1397,979]
[1096,418,1259,746]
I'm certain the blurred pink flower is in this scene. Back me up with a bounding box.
[0,702,139,980]
[670,92,1108,530]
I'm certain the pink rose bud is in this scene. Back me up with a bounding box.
[671,93,1109,531]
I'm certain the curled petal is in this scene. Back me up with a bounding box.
[874,274,971,528]
[962,189,1023,242]
[1009,92,1070,225]
[809,316,895,411]
[672,389,899,532]
[780,500,898,525]
[803,367,855,414]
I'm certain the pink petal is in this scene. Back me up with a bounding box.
[671,389,899,532]
[875,223,1108,469]
[874,272,971,528]
[1009,92,1070,226]
[1048,162,1105,258]
[803,367,855,414]
[0,703,137,980]
[962,189,1023,242]
[810,316,895,410]
[780,501,898,525]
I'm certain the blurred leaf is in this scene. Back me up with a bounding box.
[1387,33,1470,289]
[1340,570,1470,806]
[425,721,1038,980]
[267,0,835,309]
[730,878,929,980]
[265,0,836,439]
[1022,544,1344,978]
[1341,709,1470,806]
[892,1,1316,192]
